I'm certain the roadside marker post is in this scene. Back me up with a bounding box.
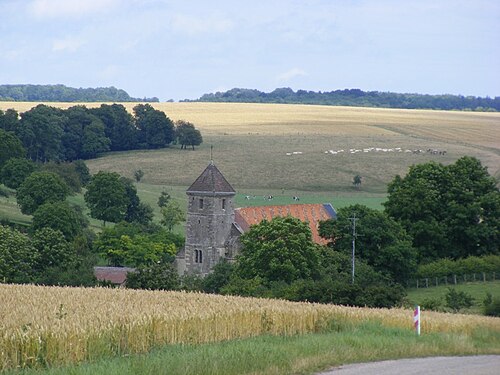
[414,305,421,336]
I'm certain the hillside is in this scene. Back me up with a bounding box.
[0,84,158,102]
[1,102,499,192]
[189,87,500,111]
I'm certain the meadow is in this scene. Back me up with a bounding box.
[1,284,499,373]
[406,281,500,315]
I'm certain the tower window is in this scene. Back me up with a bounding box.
[194,250,203,263]
[199,198,204,209]
[222,199,226,210]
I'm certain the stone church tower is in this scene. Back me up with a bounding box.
[181,162,236,276]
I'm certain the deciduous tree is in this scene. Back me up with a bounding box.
[319,204,417,283]
[84,171,128,225]
[384,157,499,262]
[237,216,320,284]
[0,158,37,189]
[175,120,203,150]
[16,171,70,215]
[0,129,25,169]
[32,201,87,240]
[0,225,37,283]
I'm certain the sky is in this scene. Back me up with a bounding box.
[1,0,499,101]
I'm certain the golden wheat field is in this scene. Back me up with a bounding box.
[1,102,499,191]
[1,284,499,371]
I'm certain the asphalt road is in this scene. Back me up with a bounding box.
[317,355,500,375]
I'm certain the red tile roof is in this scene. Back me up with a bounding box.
[94,267,135,285]
[234,203,335,245]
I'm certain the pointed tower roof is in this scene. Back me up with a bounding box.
[187,162,235,194]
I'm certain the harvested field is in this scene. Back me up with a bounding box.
[1,102,499,191]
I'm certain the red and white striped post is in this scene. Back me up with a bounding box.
[413,305,421,336]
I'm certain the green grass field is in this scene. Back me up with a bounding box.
[406,281,500,314]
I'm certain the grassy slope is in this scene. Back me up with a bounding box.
[1,102,499,190]
[406,281,500,314]
[7,322,499,375]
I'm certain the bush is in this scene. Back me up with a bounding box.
[445,288,474,312]
[420,297,443,311]
[483,292,500,317]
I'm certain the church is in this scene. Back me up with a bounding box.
[176,162,337,276]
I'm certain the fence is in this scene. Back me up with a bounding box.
[407,272,497,289]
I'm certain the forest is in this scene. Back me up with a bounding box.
[189,87,500,111]
[0,84,159,102]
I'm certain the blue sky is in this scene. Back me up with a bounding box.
[1,0,499,101]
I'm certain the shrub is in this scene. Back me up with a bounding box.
[445,288,474,312]
[483,292,500,317]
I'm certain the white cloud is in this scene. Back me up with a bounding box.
[277,68,307,82]
[52,36,85,52]
[171,14,234,36]
[28,0,119,19]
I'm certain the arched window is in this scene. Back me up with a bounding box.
[199,198,204,209]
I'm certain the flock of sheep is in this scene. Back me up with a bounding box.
[285,147,447,156]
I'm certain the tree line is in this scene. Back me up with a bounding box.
[0,84,159,102]
[0,104,202,162]
[187,87,500,111]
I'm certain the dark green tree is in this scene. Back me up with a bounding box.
[134,104,175,149]
[175,120,203,150]
[353,175,362,189]
[32,201,87,240]
[32,228,75,275]
[0,225,37,283]
[202,260,234,294]
[237,216,320,284]
[445,288,474,312]
[384,157,499,262]
[90,104,138,151]
[319,204,417,283]
[126,262,179,290]
[73,159,91,186]
[18,104,66,162]
[0,158,37,189]
[84,171,128,226]
[62,106,110,160]
[0,129,25,169]
[134,169,144,182]
[157,190,171,207]
[0,108,20,132]
[81,118,110,158]
[16,171,70,214]
[120,177,153,225]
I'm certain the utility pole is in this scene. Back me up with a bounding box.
[348,213,360,284]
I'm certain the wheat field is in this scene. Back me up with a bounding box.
[1,284,499,371]
[1,102,499,191]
